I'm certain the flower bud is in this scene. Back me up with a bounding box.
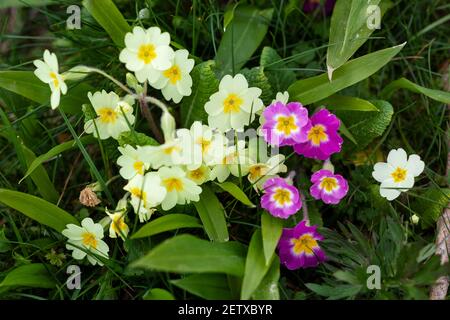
[161,111,176,142]
[411,214,420,225]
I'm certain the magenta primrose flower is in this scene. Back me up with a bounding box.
[278,221,327,270]
[310,169,348,204]
[261,177,302,219]
[294,109,343,160]
[262,101,311,146]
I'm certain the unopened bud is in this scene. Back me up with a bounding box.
[79,186,101,207]
[161,111,176,142]
[322,159,335,173]
[411,214,419,225]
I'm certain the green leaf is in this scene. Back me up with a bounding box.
[318,95,379,111]
[131,214,202,239]
[260,47,296,93]
[171,274,234,300]
[305,283,363,300]
[131,235,246,276]
[411,188,450,228]
[22,136,96,182]
[0,264,55,293]
[240,67,273,105]
[288,43,405,104]
[193,185,229,242]
[251,256,280,300]
[181,60,219,127]
[241,229,274,300]
[0,71,92,114]
[327,0,392,79]
[381,77,450,104]
[0,0,55,8]
[216,182,255,207]
[22,146,59,203]
[0,189,79,232]
[261,212,283,265]
[117,131,159,147]
[215,6,273,77]
[142,288,175,300]
[82,0,131,47]
[336,100,393,149]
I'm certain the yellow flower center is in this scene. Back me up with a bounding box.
[82,232,98,249]
[163,178,184,192]
[276,115,297,136]
[133,161,145,175]
[223,94,243,113]
[391,167,407,183]
[196,137,211,154]
[138,44,156,64]
[130,187,147,203]
[222,152,237,165]
[98,107,118,124]
[163,145,181,155]
[291,234,318,255]
[307,124,328,146]
[163,65,182,84]
[273,188,291,206]
[111,215,127,234]
[49,72,59,88]
[188,168,205,181]
[248,164,269,182]
[319,177,338,192]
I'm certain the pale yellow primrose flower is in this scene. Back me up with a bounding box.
[158,166,202,211]
[152,49,194,103]
[84,90,135,140]
[62,218,109,266]
[119,26,174,84]
[117,145,150,179]
[124,172,167,222]
[205,74,263,131]
[372,148,424,201]
[33,50,67,109]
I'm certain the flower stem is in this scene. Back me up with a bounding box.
[138,82,163,143]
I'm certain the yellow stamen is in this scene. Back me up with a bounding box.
[196,137,211,154]
[163,178,184,192]
[223,93,243,113]
[319,177,338,192]
[273,188,291,206]
[130,187,146,202]
[248,164,269,182]
[188,168,205,181]
[163,145,180,155]
[138,44,156,64]
[291,234,318,255]
[163,65,182,84]
[82,232,98,249]
[133,161,145,175]
[111,215,127,234]
[391,167,407,183]
[276,115,297,136]
[307,124,328,146]
[98,107,118,124]
[49,72,59,88]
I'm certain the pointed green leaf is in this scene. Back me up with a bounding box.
[261,212,283,265]
[318,95,379,111]
[260,46,296,92]
[0,189,79,232]
[381,77,450,104]
[215,6,273,77]
[251,256,280,300]
[288,43,405,104]
[131,214,202,239]
[0,264,56,293]
[194,185,229,242]
[82,0,131,47]
[216,182,255,207]
[131,235,246,276]
[143,288,175,300]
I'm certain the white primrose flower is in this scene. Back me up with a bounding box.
[158,166,202,210]
[117,144,150,179]
[247,137,287,189]
[62,218,109,266]
[271,91,289,105]
[185,164,211,185]
[33,50,67,109]
[142,138,185,169]
[119,26,174,84]
[176,121,229,170]
[124,172,167,222]
[205,74,263,131]
[84,90,135,140]
[372,148,425,201]
[105,197,129,240]
[152,49,194,103]
[208,140,250,183]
